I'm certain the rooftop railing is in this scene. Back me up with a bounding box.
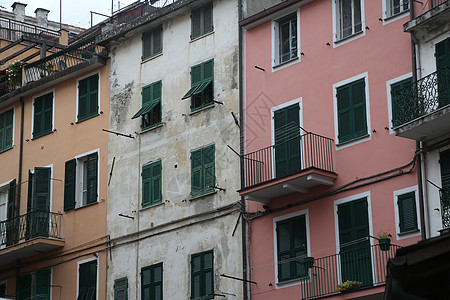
[392,67,450,127]
[0,210,62,248]
[242,131,334,189]
[23,36,107,84]
[0,16,60,42]
[300,243,400,299]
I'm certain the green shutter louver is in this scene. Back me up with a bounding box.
[191,3,213,39]
[132,81,162,129]
[7,179,16,219]
[86,153,98,205]
[78,79,88,120]
[142,30,152,60]
[142,160,162,207]
[78,74,99,121]
[33,92,53,138]
[184,59,214,111]
[191,8,202,39]
[35,269,51,300]
[191,149,203,195]
[398,191,418,233]
[141,263,163,300]
[17,274,32,300]
[78,260,97,300]
[0,109,14,151]
[142,25,163,60]
[203,145,215,190]
[114,277,128,300]
[435,37,450,108]
[33,167,50,211]
[191,250,213,299]
[64,159,76,211]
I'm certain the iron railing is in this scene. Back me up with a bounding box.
[441,189,450,228]
[0,74,16,97]
[392,67,450,127]
[112,0,182,24]
[0,17,60,42]
[299,243,400,300]
[24,36,107,83]
[0,210,62,247]
[431,0,448,8]
[242,132,334,189]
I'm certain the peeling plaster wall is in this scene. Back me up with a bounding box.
[106,0,242,298]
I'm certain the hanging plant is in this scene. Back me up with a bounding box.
[6,61,23,87]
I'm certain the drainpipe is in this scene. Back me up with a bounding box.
[409,3,426,241]
[16,97,24,217]
[238,0,249,299]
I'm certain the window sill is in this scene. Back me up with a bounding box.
[32,130,54,140]
[138,122,164,134]
[140,201,164,211]
[141,52,163,64]
[190,30,214,43]
[336,133,370,147]
[276,277,305,288]
[76,113,100,124]
[74,201,98,211]
[398,228,419,236]
[334,30,364,45]
[0,145,13,154]
[383,9,409,24]
[190,103,215,115]
[273,56,299,70]
[189,190,217,201]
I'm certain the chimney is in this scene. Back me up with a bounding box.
[35,8,50,27]
[11,2,27,22]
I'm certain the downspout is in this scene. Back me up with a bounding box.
[409,3,426,241]
[16,97,24,217]
[238,0,249,299]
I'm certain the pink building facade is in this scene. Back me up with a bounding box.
[240,0,422,299]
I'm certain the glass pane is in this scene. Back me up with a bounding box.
[142,269,150,285]
[277,222,291,252]
[280,22,290,62]
[290,18,297,59]
[353,0,362,33]
[341,0,352,38]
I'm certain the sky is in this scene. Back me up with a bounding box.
[0,0,133,29]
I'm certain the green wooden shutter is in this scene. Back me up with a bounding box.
[153,26,162,56]
[152,161,162,204]
[152,263,163,300]
[78,78,88,120]
[142,164,152,207]
[391,78,413,127]
[33,96,43,137]
[17,274,31,300]
[191,149,203,195]
[203,60,214,81]
[203,145,215,192]
[7,179,16,219]
[292,216,307,278]
[86,153,98,205]
[274,109,288,178]
[152,81,162,104]
[78,260,97,300]
[191,8,201,39]
[43,93,53,135]
[337,85,352,143]
[398,191,418,233]
[191,251,213,299]
[203,250,213,297]
[441,149,450,189]
[89,74,99,117]
[435,37,450,107]
[191,254,201,298]
[35,269,51,300]
[286,104,301,174]
[4,110,13,149]
[33,167,50,211]
[64,159,76,211]
[276,220,292,281]
[352,79,367,138]
[203,4,213,35]
[142,30,152,60]
[114,277,128,300]
[142,85,152,105]
[189,64,203,108]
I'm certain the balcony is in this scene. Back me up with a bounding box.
[441,189,450,229]
[0,210,64,265]
[392,68,450,141]
[300,243,400,300]
[239,132,337,203]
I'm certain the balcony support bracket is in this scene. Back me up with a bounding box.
[307,174,335,186]
[244,194,270,204]
[283,183,308,194]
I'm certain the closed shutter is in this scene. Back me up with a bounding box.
[435,37,450,107]
[203,145,215,191]
[88,74,99,117]
[274,109,288,178]
[142,164,152,207]
[78,260,97,300]
[152,81,162,104]
[153,26,162,56]
[337,85,352,143]
[276,219,291,282]
[142,85,152,105]
[440,149,450,214]
[43,93,53,134]
[78,78,88,120]
[352,79,367,138]
[7,179,15,219]
[292,216,307,278]
[152,263,163,300]
[191,8,201,39]
[33,167,50,211]
[142,30,152,60]
[203,4,213,35]
[35,269,51,300]
[189,64,203,107]
[4,110,13,148]
[398,191,418,233]
[33,97,43,136]
[86,153,98,205]
[191,251,213,299]
[152,161,162,204]
[17,274,31,300]
[191,149,203,194]
[64,159,76,211]
[114,277,128,300]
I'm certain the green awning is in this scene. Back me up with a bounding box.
[131,100,159,119]
[181,83,200,100]
[194,79,212,95]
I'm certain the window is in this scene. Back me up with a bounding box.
[191,145,215,197]
[390,77,412,127]
[436,37,450,108]
[276,215,308,282]
[191,3,213,39]
[386,0,409,17]
[132,81,162,130]
[182,60,214,111]
[78,259,97,300]
[336,0,362,40]
[33,92,53,138]
[141,263,163,300]
[78,74,99,122]
[397,191,418,233]
[27,168,51,239]
[191,250,213,299]
[0,109,13,152]
[142,25,162,60]
[64,152,98,211]
[142,160,162,208]
[275,13,298,65]
[114,277,128,300]
[17,269,51,300]
[336,78,367,143]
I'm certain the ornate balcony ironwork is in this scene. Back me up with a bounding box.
[441,188,450,229]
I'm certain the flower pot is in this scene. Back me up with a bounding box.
[379,238,391,251]
[302,256,314,269]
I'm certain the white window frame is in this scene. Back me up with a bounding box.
[270,98,303,179]
[332,0,365,46]
[393,185,421,240]
[334,191,375,284]
[273,209,311,288]
[76,71,100,122]
[386,73,413,134]
[272,9,301,70]
[383,0,410,23]
[76,256,99,300]
[31,89,55,139]
[74,149,100,208]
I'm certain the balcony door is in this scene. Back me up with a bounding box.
[436,37,450,108]
[337,198,373,286]
[28,167,51,239]
[274,103,301,179]
[440,150,450,228]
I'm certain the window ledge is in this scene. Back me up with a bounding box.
[74,201,98,211]
[273,56,299,69]
[384,9,410,23]
[32,130,54,140]
[138,122,164,134]
[140,201,164,211]
[189,103,215,116]
[189,190,217,201]
[336,133,370,147]
[334,30,364,45]
[276,277,304,288]
[0,145,13,154]
[76,113,100,124]
[190,30,214,43]
[141,52,163,64]
[398,228,420,236]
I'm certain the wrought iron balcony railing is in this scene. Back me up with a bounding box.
[431,0,448,8]
[0,16,60,42]
[392,67,450,127]
[242,132,334,189]
[299,243,400,300]
[23,36,107,84]
[0,210,62,248]
[441,188,450,229]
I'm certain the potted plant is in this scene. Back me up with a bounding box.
[301,256,314,269]
[337,280,362,293]
[377,231,392,251]
[6,60,23,87]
